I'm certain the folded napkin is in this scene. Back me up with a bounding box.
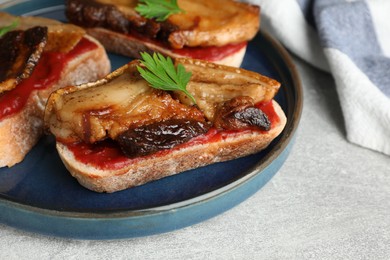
[244,0,390,155]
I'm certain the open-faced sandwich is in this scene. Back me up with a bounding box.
[44,53,286,193]
[65,0,260,67]
[0,12,110,167]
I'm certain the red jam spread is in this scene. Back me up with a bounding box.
[256,100,280,127]
[64,100,280,170]
[172,42,247,61]
[0,38,98,120]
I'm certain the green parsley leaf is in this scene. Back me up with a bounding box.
[135,0,184,22]
[137,52,196,104]
[0,19,19,37]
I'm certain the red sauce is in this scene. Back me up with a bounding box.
[172,42,247,61]
[66,140,133,171]
[64,100,280,170]
[0,38,98,120]
[256,100,280,128]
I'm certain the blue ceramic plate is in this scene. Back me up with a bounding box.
[0,0,302,239]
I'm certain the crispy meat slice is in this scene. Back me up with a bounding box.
[65,0,259,49]
[0,12,88,94]
[0,12,86,53]
[0,26,48,94]
[45,58,281,149]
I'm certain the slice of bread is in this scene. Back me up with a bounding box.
[0,35,110,167]
[56,100,286,193]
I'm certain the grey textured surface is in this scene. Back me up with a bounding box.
[1,55,389,259]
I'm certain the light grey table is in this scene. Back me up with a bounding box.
[0,50,389,258]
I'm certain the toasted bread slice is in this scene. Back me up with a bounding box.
[0,13,110,167]
[45,58,286,192]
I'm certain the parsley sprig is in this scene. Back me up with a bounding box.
[137,52,196,104]
[0,19,19,37]
[135,0,184,22]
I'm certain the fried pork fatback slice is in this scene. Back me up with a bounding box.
[0,12,87,93]
[66,0,260,49]
[0,12,85,53]
[0,26,47,93]
[45,58,281,146]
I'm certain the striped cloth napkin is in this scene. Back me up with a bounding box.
[244,0,390,156]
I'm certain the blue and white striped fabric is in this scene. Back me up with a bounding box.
[245,0,390,156]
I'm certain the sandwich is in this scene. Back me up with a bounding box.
[0,12,110,167]
[44,53,287,193]
[65,0,260,67]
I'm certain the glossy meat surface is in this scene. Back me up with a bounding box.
[66,0,259,48]
[45,59,280,150]
[0,26,47,93]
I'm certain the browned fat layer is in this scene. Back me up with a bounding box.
[66,0,178,46]
[214,96,271,131]
[0,26,48,93]
[116,119,210,158]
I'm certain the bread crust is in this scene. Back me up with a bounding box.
[0,36,110,167]
[57,100,286,193]
[86,27,247,68]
